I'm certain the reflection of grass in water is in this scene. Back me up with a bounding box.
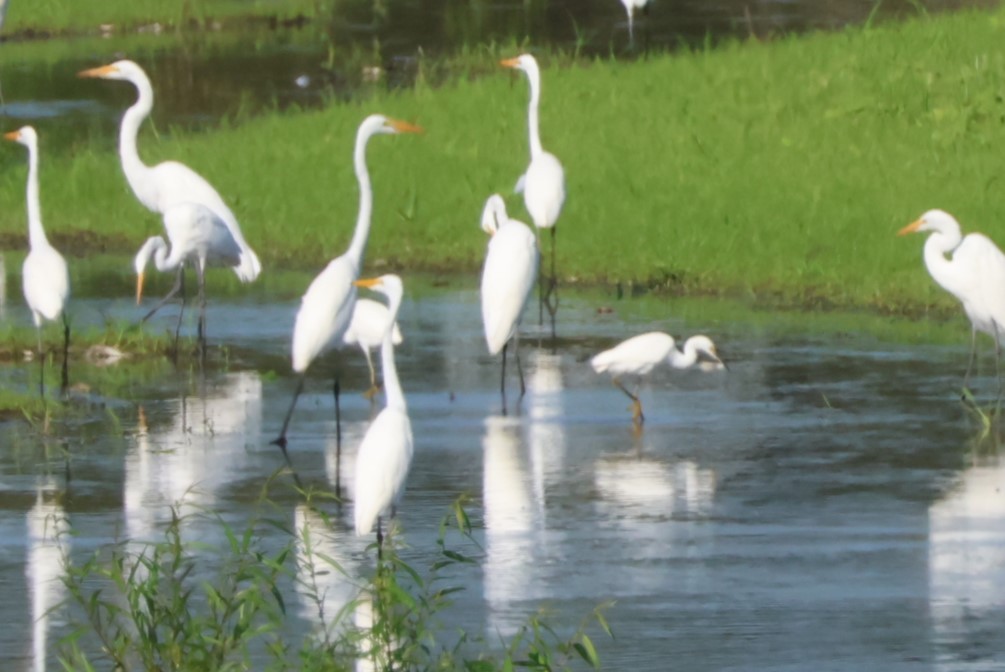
[6,0,324,34]
[1,10,1005,314]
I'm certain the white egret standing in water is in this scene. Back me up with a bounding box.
[5,126,70,397]
[78,60,260,320]
[352,275,413,556]
[899,209,1005,391]
[272,115,421,455]
[480,195,539,409]
[500,54,565,322]
[343,298,404,399]
[590,332,725,424]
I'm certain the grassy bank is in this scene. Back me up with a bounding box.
[3,9,1005,313]
[5,0,323,36]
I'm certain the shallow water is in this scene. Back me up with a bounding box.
[1,283,1004,670]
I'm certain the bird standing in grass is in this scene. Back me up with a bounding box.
[899,209,1005,392]
[591,332,725,425]
[5,126,70,397]
[480,194,539,410]
[352,275,413,554]
[500,54,565,324]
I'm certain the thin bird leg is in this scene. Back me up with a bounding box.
[963,324,978,392]
[995,323,1003,412]
[376,516,384,563]
[196,261,207,359]
[271,375,306,450]
[36,326,44,399]
[334,375,342,499]
[612,378,644,425]
[60,314,70,394]
[536,228,544,325]
[141,265,185,323]
[514,332,526,399]
[500,342,509,414]
[363,348,379,400]
[549,226,557,297]
[172,267,188,358]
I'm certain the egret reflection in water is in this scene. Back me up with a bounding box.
[26,478,69,672]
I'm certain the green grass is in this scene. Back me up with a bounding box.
[5,0,324,35]
[4,9,1005,315]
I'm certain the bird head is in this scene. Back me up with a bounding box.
[3,126,37,148]
[500,54,539,74]
[354,274,404,300]
[77,60,144,81]
[360,114,424,138]
[686,335,727,371]
[480,194,507,236]
[898,209,959,237]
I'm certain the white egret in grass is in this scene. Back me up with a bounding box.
[343,298,404,400]
[271,114,422,453]
[5,126,70,396]
[619,0,650,45]
[591,332,725,424]
[899,209,1005,390]
[133,202,242,351]
[78,60,260,318]
[352,275,413,553]
[480,194,539,408]
[500,54,565,317]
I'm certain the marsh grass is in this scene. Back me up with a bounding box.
[3,10,1005,314]
[58,493,611,671]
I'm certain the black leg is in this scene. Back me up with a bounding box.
[272,376,306,450]
[515,333,525,399]
[142,265,185,322]
[60,315,70,394]
[500,342,509,414]
[964,324,978,393]
[376,516,384,562]
[334,376,342,499]
[36,327,44,399]
[172,267,188,359]
[196,261,207,361]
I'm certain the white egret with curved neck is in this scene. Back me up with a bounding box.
[500,54,565,317]
[133,202,242,349]
[4,126,70,396]
[591,332,725,425]
[351,275,413,553]
[343,298,404,399]
[480,194,539,409]
[78,60,260,313]
[271,114,422,453]
[899,209,1005,388]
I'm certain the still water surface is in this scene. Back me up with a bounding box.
[1,284,1003,670]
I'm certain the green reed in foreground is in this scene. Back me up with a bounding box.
[58,493,611,671]
[3,9,1005,313]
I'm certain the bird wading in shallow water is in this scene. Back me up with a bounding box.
[271,114,421,474]
[899,209,1005,395]
[591,332,725,425]
[5,127,70,397]
[500,54,565,329]
[343,298,404,400]
[78,60,260,340]
[480,194,539,412]
[351,275,413,557]
[133,203,243,353]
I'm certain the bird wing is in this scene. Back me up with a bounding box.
[958,233,1005,339]
[353,409,414,536]
[590,332,674,376]
[480,221,539,355]
[291,255,357,372]
[523,151,566,229]
[162,203,242,268]
[150,161,261,282]
[22,247,69,323]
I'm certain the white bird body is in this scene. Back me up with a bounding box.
[502,54,566,232]
[78,60,261,283]
[480,195,539,355]
[344,298,404,390]
[6,127,69,328]
[899,209,1005,386]
[135,203,242,278]
[352,275,413,538]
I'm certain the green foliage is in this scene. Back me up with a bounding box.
[58,494,612,671]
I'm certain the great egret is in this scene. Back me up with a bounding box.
[352,275,413,553]
[4,126,70,396]
[78,60,260,317]
[500,54,566,318]
[899,209,1005,388]
[590,332,725,424]
[343,298,404,399]
[272,114,421,451]
[134,202,242,351]
[620,0,650,45]
[480,194,539,408]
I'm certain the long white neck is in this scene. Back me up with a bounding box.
[120,72,155,209]
[23,136,48,249]
[380,292,406,412]
[347,125,376,265]
[525,64,544,160]
[136,236,179,274]
[923,227,966,298]
[669,341,698,369]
